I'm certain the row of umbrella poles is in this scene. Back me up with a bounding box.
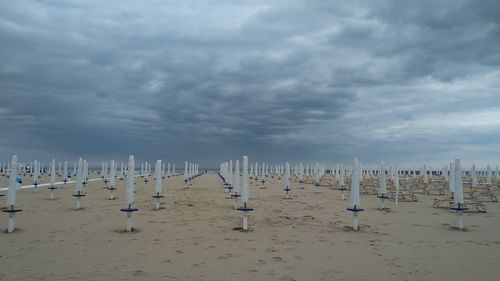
[219,157,468,232]
[0,155,199,233]
[1,154,469,233]
[219,157,252,231]
[0,155,143,233]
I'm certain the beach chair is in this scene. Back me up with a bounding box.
[388,189,418,202]
[433,196,451,208]
[465,187,498,202]
[360,185,377,195]
[463,199,487,212]
[432,196,486,213]
[428,179,447,195]
[319,176,335,187]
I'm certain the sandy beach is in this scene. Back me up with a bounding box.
[1,173,500,281]
[2,1,499,280]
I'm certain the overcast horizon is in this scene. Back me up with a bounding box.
[1,0,499,167]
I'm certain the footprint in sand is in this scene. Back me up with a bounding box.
[271,256,285,262]
[387,262,401,268]
[161,274,178,279]
[266,247,278,253]
[324,269,343,275]
[224,237,239,242]
[217,253,237,260]
[132,270,145,277]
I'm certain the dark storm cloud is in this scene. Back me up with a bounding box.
[0,0,499,167]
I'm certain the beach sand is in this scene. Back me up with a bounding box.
[1,173,500,281]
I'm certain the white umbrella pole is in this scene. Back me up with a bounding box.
[63,161,68,184]
[126,212,133,232]
[231,160,241,209]
[152,160,164,210]
[237,156,253,231]
[395,166,399,207]
[339,164,346,200]
[243,213,249,231]
[4,155,22,233]
[378,162,388,209]
[451,158,467,230]
[33,160,39,192]
[8,211,16,233]
[73,158,85,210]
[155,198,160,210]
[347,158,363,230]
[395,188,399,206]
[352,212,359,230]
[107,160,117,200]
[284,162,291,199]
[121,155,138,232]
[456,211,464,229]
[49,159,57,199]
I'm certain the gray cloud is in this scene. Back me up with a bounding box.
[1,0,499,167]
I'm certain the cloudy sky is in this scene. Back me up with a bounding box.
[1,0,499,167]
